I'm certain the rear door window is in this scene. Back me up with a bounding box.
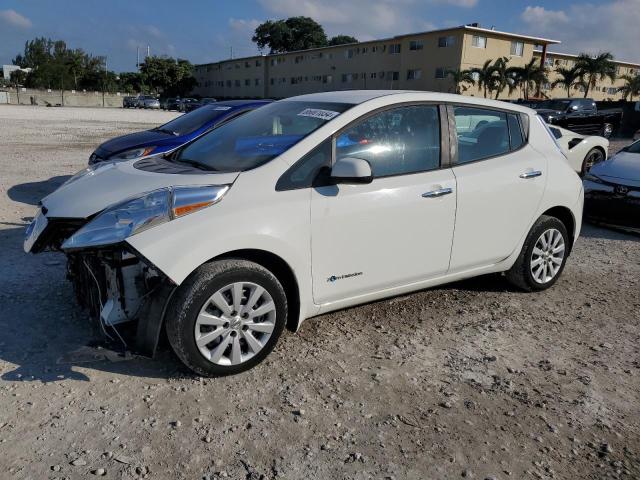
[454,107,509,163]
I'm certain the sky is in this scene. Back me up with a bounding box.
[1,0,639,72]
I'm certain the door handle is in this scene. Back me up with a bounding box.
[422,187,453,198]
[519,170,542,179]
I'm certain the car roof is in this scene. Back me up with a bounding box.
[284,90,535,114]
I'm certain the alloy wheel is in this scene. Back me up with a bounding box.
[530,228,565,284]
[194,282,276,366]
[583,149,604,173]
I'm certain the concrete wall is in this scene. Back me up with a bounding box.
[1,88,128,107]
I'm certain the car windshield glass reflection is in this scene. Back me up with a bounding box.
[175,101,352,172]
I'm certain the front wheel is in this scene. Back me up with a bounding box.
[505,215,569,292]
[166,260,288,377]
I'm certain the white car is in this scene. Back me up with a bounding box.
[24,91,584,376]
[547,125,608,175]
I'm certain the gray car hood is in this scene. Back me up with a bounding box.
[590,151,640,188]
[42,160,239,218]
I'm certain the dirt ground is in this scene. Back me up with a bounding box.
[0,105,638,480]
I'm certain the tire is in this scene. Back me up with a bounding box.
[581,148,605,176]
[505,215,570,292]
[601,123,613,139]
[166,259,287,377]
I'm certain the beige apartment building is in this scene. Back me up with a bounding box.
[192,24,639,101]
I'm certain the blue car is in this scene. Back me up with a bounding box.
[88,99,272,165]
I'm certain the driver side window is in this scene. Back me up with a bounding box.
[335,105,441,178]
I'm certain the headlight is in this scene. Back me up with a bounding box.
[61,185,229,250]
[109,146,157,161]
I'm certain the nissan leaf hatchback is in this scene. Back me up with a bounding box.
[25,91,584,376]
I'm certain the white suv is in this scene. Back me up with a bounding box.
[25,91,584,376]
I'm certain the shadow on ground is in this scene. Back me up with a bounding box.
[7,175,71,206]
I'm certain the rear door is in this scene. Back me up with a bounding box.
[448,106,547,272]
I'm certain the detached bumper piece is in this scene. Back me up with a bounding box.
[584,180,640,230]
[66,246,175,357]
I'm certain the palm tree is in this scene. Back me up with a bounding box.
[575,52,617,98]
[445,68,475,94]
[471,60,496,98]
[491,57,510,100]
[618,74,640,101]
[551,65,584,97]
[508,58,547,100]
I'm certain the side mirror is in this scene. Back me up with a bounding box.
[330,157,373,184]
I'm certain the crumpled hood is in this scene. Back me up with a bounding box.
[42,160,239,219]
[590,151,640,187]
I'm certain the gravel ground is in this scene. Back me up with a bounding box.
[0,105,638,480]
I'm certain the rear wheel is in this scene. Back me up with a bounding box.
[581,148,605,176]
[505,215,569,292]
[166,259,287,377]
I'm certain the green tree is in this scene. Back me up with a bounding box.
[470,60,496,98]
[491,57,510,99]
[139,56,197,96]
[445,68,475,94]
[618,74,640,101]
[252,16,328,53]
[9,69,27,86]
[328,35,358,46]
[575,52,617,98]
[508,58,547,99]
[551,65,584,97]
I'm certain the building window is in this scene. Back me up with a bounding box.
[255,78,261,86]
[607,87,617,94]
[322,74,332,84]
[544,57,554,67]
[542,82,551,91]
[226,80,232,87]
[389,43,401,54]
[510,41,524,56]
[235,79,241,87]
[245,61,250,68]
[435,67,446,79]
[245,79,250,86]
[386,71,399,81]
[256,59,262,67]
[438,36,455,47]
[409,40,424,51]
[362,47,368,54]
[270,78,274,85]
[370,72,377,79]
[472,35,487,48]
[407,69,422,80]
[295,55,304,64]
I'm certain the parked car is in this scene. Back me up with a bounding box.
[143,97,160,109]
[536,98,622,138]
[25,91,583,376]
[179,98,198,112]
[184,97,217,113]
[123,96,138,108]
[583,139,640,230]
[162,97,182,111]
[88,100,272,165]
[547,125,608,175]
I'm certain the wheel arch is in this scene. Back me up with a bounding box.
[541,206,576,254]
[212,249,301,332]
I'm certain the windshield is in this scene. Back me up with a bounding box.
[157,105,237,136]
[175,101,353,172]
[626,140,640,154]
[539,100,571,111]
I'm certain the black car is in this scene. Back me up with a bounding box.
[536,98,622,138]
[123,96,138,108]
[184,97,217,113]
[583,139,640,230]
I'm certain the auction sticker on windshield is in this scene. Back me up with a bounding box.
[297,108,340,121]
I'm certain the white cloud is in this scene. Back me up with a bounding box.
[433,0,478,7]
[520,1,640,62]
[229,18,261,33]
[257,0,446,40]
[0,9,32,29]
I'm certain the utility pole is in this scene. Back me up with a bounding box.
[102,57,107,107]
[136,46,140,69]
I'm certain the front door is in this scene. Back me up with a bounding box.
[310,104,457,305]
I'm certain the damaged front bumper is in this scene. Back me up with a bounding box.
[24,207,176,357]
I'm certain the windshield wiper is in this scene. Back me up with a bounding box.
[173,158,216,171]
[155,127,178,136]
